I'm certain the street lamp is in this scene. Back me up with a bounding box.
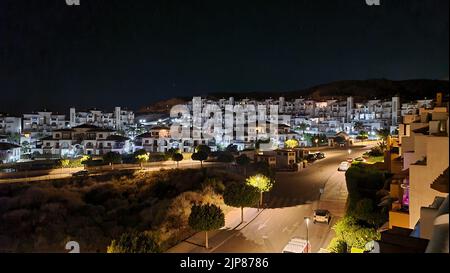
[315,138,319,147]
[304,216,311,253]
[347,149,352,155]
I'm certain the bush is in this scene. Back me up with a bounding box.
[216,152,235,163]
[149,153,168,162]
[327,238,347,253]
[202,178,225,194]
[332,216,380,251]
[188,203,225,232]
[152,180,179,199]
[346,165,385,198]
[107,231,161,253]
[83,185,120,205]
[56,159,83,168]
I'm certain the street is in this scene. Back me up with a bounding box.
[168,146,372,253]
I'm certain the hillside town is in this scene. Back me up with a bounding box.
[1,92,448,254]
[0,94,441,162]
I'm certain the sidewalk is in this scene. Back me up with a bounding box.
[166,207,263,253]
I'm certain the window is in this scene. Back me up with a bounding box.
[99,134,103,138]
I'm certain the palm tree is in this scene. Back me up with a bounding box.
[298,123,308,134]
[354,121,365,132]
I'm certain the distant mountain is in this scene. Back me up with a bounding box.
[140,79,449,113]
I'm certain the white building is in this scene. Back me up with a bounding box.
[69,107,135,130]
[396,104,449,238]
[22,111,68,132]
[41,124,132,157]
[0,114,22,134]
[0,142,21,163]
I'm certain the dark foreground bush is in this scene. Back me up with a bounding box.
[107,231,161,253]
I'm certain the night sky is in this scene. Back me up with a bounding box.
[0,0,448,114]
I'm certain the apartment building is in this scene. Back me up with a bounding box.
[41,124,132,157]
[0,142,21,163]
[388,100,448,243]
[22,111,68,132]
[0,114,22,134]
[69,107,135,130]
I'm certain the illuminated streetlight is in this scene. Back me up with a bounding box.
[304,216,311,253]
[315,138,319,147]
[348,149,352,155]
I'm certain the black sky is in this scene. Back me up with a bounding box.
[0,0,448,114]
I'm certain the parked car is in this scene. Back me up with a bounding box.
[338,161,351,171]
[72,170,89,177]
[282,237,310,253]
[315,152,325,159]
[306,154,317,162]
[313,209,331,224]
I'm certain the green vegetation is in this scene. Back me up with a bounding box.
[102,152,122,169]
[107,231,161,253]
[236,154,251,176]
[285,139,299,149]
[330,216,380,252]
[56,158,84,168]
[353,121,365,133]
[195,144,211,154]
[356,131,369,140]
[172,153,184,168]
[201,178,225,194]
[327,237,347,253]
[134,150,150,169]
[223,182,259,223]
[345,164,387,213]
[188,203,225,249]
[365,155,384,164]
[327,164,388,253]
[216,152,235,164]
[192,151,208,167]
[246,174,273,208]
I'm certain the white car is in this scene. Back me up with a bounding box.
[313,209,331,224]
[338,161,351,171]
[282,238,310,253]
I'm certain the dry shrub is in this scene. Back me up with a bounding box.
[2,209,31,224]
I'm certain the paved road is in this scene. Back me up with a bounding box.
[167,146,372,253]
[0,160,217,184]
[209,146,371,253]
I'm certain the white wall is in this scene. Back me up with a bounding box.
[409,136,449,229]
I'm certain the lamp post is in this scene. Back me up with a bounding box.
[304,216,311,253]
[315,138,318,148]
